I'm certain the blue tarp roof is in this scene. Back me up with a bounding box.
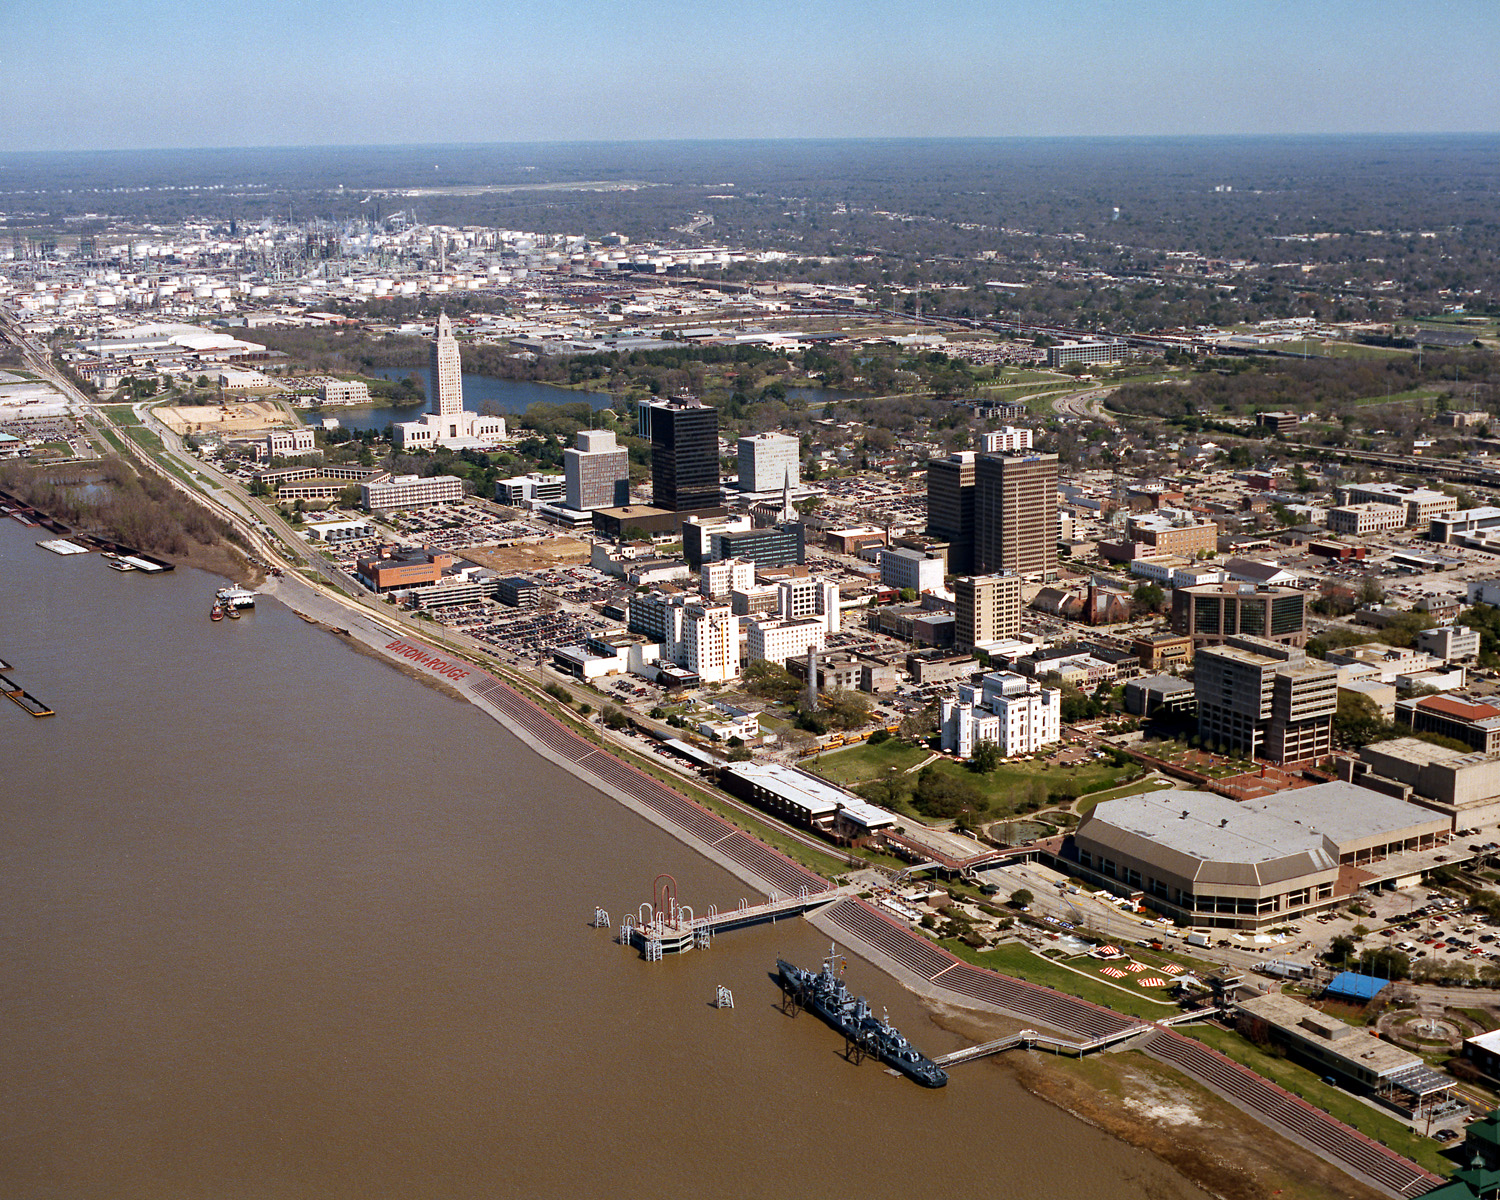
[1325,972,1389,1001]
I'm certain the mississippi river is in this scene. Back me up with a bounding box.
[0,516,1205,1199]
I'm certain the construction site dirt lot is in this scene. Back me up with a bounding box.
[1009,1049,1392,1200]
[155,400,290,436]
[462,538,592,573]
[931,999,1390,1200]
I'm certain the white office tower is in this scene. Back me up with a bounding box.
[777,576,842,635]
[564,428,629,511]
[681,602,738,683]
[747,616,827,666]
[738,432,800,493]
[430,311,462,418]
[701,557,754,598]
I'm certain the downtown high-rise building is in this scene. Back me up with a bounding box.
[953,572,1022,649]
[926,451,976,575]
[974,452,1057,578]
[642,396,720,512]
[738,432,800,493]
[429,311,462,418]
[563,429,630,511]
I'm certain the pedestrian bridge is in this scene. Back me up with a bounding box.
[933,1008,1220,1067]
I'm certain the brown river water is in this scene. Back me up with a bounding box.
[0,516,1206,1199]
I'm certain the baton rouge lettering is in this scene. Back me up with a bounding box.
[386,640,471,681]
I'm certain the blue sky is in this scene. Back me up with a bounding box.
[6,0,1498,150]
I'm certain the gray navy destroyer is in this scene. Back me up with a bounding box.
[776,946,948,1088]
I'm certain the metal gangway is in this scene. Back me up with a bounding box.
[933,1021,1149,1068]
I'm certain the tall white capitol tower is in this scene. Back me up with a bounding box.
[429,311,463,418]
[393,313,507,450]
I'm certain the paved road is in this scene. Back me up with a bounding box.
[1051,386,1117,423]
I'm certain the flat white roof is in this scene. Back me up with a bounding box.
[726,761,895,829]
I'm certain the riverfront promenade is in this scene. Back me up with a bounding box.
[268,575,1438,1200]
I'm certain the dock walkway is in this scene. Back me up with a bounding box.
[623,890,847,957]
[1,672,54,717]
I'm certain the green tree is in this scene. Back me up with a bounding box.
[898,702,938,744]
[1333,691,1394,748]
[1131,582,1166,614]
[1327,934,1356,966]
[912,764,982,819]
[1009,888,1034,910]
[742,659,802,705]
[1359,947,1410,980]
[1459,603,1500,668]
[821,688,872,732]
[601,705,629,730]
[969,739,1002,774]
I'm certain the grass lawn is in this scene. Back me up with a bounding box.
[1315,340,1415,360]
[1188,1025,1452,1176]
[808,739,931,785]
[1076,776,1177,816]
[1456,1007,1500,1032]
[125,426,165,452]
[958,940,1178,1019]
[951,756,1136,816]
[96,426,127,454]
[1355,388,1443,407]
[812,741,1139,820]
[100,404,141,425]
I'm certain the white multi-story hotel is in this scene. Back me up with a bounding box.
[319,378,371,405]
[393,314,508,449]
[1336,483,1457,527]
[701,557,755,598]
[680,601,738,683]
[738,432,800,493]
[980,426,1033,454]
[940,671,1061,758]
[362,473,465,511]
[746,616,827,667]
[626,591,739,683]
[265,427,316,458]
[1326,502,1405,537]
[879,547,945,594]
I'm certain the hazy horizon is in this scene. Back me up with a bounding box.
[6,0,1498,153]
[5,130,1500,159]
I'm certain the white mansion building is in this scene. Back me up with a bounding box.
[941,671,1061,759]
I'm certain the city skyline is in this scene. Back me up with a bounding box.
[5,0,1498,152]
